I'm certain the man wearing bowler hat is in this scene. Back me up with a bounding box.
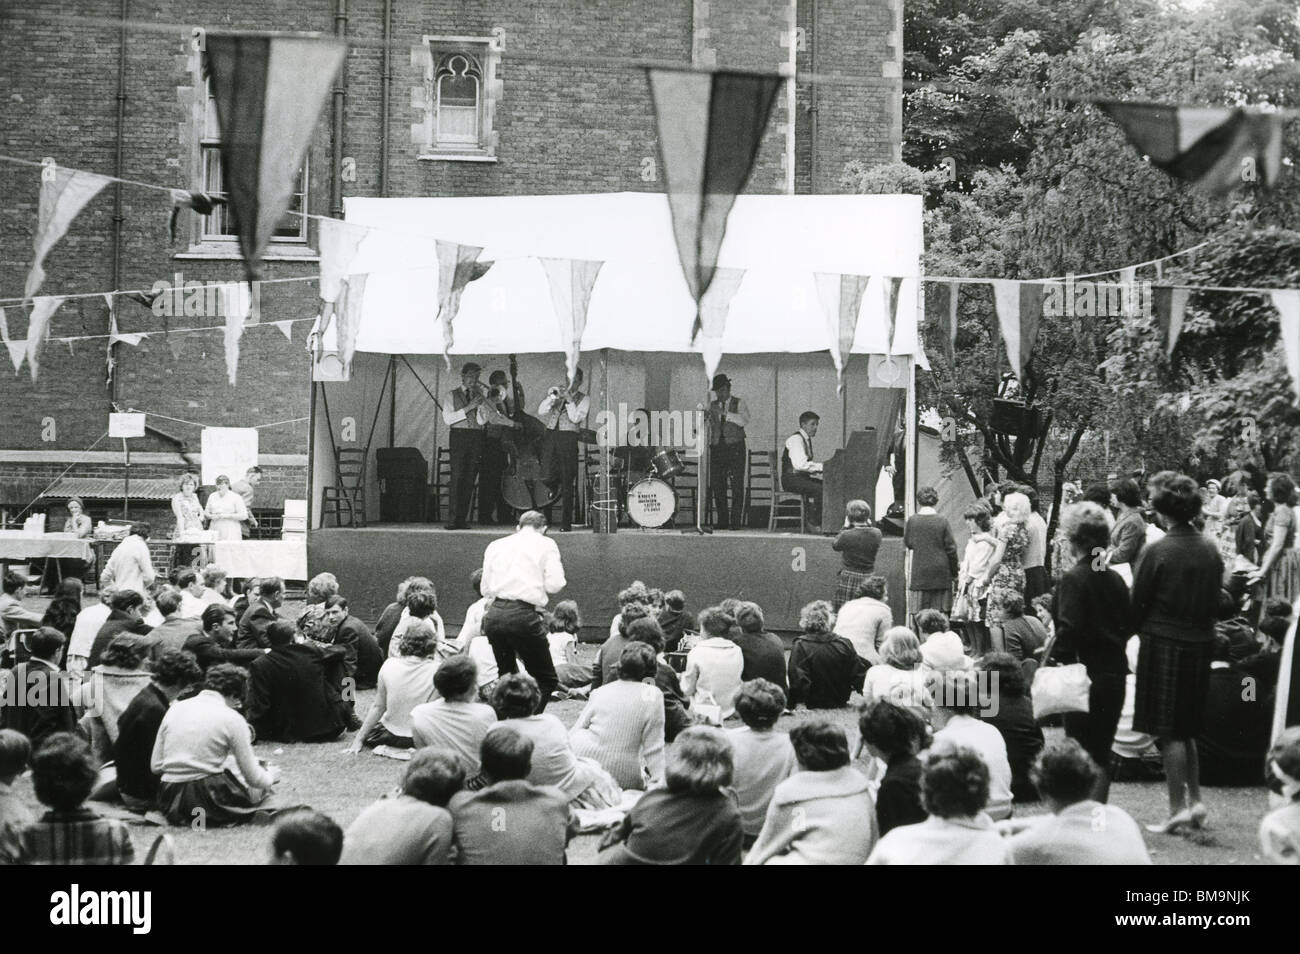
[442,362,490,530]
[707,374,750,530]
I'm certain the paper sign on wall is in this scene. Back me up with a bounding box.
[201,427,259,487]
[108,413,146,438]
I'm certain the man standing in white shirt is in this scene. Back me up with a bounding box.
[480,511,566,709]
[99,522,156,597]
[537,368,590,532]
[782,411,824,530]
[231,466,262,538]
[442,362,490,530]
[707,374,749,530]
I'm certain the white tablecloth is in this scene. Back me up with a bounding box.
[211,541,308,581]
[0,530,95,561]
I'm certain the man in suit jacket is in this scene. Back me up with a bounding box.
[115,649,203,812]
[87,589,154,668]
[246,622,346,743]
[321,595,382,692]
[0,628,77,749]
[186,604,264,673]
[238,576,284,650]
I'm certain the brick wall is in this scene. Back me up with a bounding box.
[0,1,899,494]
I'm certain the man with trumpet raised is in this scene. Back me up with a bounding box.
[441,362,491,530]
[537,368,590,532]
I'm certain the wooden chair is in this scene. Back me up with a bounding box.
[428,446,450,522]
[768,457,809,533]
[320,448,368,527]
[670,458,698,526]
[744,449,775,529]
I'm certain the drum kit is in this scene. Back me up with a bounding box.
[593,449,685,529]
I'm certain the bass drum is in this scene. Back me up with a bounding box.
[627,477,677,529]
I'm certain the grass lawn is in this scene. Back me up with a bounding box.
[11,600,1275,864]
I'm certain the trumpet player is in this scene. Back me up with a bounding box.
[441,362,489,530]
[537,368,590,532]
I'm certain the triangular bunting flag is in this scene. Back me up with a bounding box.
[1271,289,1300,399]
[540,258,605,386]
[646,67,781,341]
[925,281,959,364]
[1018,283,1044,377]
[273,320,294,342]
[337,274,369,371]
[434,241,492,365]
[25,295,64,380]
[26,166,111,300]
[991,280,1022,378]
[5,339,25,374]
[203,34,347,284]
[814,272,869,393]
[319,218,369,305]
[108,315,144,348]
[1096,101,1284,197]
[886,276,904,354]
[220,283,253,385]
[696,267,746,384]
[1153,286,1191,356]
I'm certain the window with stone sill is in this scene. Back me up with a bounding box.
[418,38,501,160]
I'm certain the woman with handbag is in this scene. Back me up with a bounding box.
[1130,475,1224,834]
[1053,502,1133,803]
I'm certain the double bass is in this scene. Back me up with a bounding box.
[499,354,561,512]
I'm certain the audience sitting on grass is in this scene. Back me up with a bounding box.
[115,650,203,813]
[1196,625,1277,787]
[733,602,788,692]
[787,601,861,711]
[994,595,1049,662]
[66,585,115,676]
[614,620,693,742]
[866,742,1014,865]
[862,627,931,715]
[1260,727,1300,865]
[349,622,440,753]
[237,577,285,650]
[268,808,344,866]
[453,569,499,694]
[833,575,892,668]
[489,673,621,809]
[197,564,232,611]
[374,577,414,658]
[0,729,33,863]
[931,670,1014,821]
[599,725,745,865]
[547,600,593,691]
[385,581,448,659]
[185,604,264,674]
[858,700,929,835]
[175,568,209,621]
[0,627,76,750]
[1005,739,1151,865]
[681,607,745,721]
[247,621,347,744]
[151,663,279,826]
[608,581,651,642]
[746,721,877,865]
[77,634,154,767]
[570,641,666,790]
[591,600,650,687]
[7,732,136,865]
[88,589,152,668]
[148,587,203,661]
[296,572,340,644]
[726,679,796,845]
[341,749,465,865]
[657,590,695,653]
[39,578,82,657]
[916,609,972,672]
[410,656,497,775]
[450,726,576,865]
[977,652,1044,804]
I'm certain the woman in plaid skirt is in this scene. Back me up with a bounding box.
[1131,475,1224,835]
[832,500,883,611]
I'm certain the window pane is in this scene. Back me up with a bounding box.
[437,105,479,142]
[440,74,478,107]
[201,146,231,237]
[204,94,221,139]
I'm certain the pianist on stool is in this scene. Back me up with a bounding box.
[782,411,824,531]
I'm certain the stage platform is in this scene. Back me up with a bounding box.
[308,525,907,637]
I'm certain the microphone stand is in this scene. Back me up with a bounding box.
[683,393,712,535]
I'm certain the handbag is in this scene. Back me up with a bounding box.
[1030,634,1091,720]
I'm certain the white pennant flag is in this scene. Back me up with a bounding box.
[273,320,294,341]
[106,295,143,347]
[697,267,745,384]
[1272,289,1300,400]
[991,279,1022,376]
[540,257,604,386]
[26,165,112,300]
[221,283,252,385]
[319,218,369,304]
[0,306,25,373]
[25,295,64,380]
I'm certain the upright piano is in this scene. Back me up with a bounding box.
[821,428,880,527]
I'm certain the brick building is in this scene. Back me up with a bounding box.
[0,1,901,537]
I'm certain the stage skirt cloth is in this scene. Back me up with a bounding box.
[834,569,872,610]
[1132,634,1214,740]
[1263,550,1300,605]
[906,588,952,619]
[157,769,271,827]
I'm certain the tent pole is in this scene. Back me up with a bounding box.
[905,354,917,522]
[307,381,317,530]
[388,355,397,448]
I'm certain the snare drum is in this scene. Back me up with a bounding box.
[627,477,677,528]
[650,449,685,479]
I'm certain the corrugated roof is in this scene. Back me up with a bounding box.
[42,478,177,501]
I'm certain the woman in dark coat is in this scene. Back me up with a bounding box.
[1130,475,1223,834]
[1054,501,1133,803]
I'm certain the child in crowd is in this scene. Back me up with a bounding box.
[915,609,972,672]
[0,729,34,864]
[858,700,928,835]
[1261,727,1300,864]
[657,590,695,653]
[726,680,796,845]
[268,808,344,865]
[9,732,135,864]
[547,601,593,693]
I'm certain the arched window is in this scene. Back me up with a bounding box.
[436,53,481,145]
